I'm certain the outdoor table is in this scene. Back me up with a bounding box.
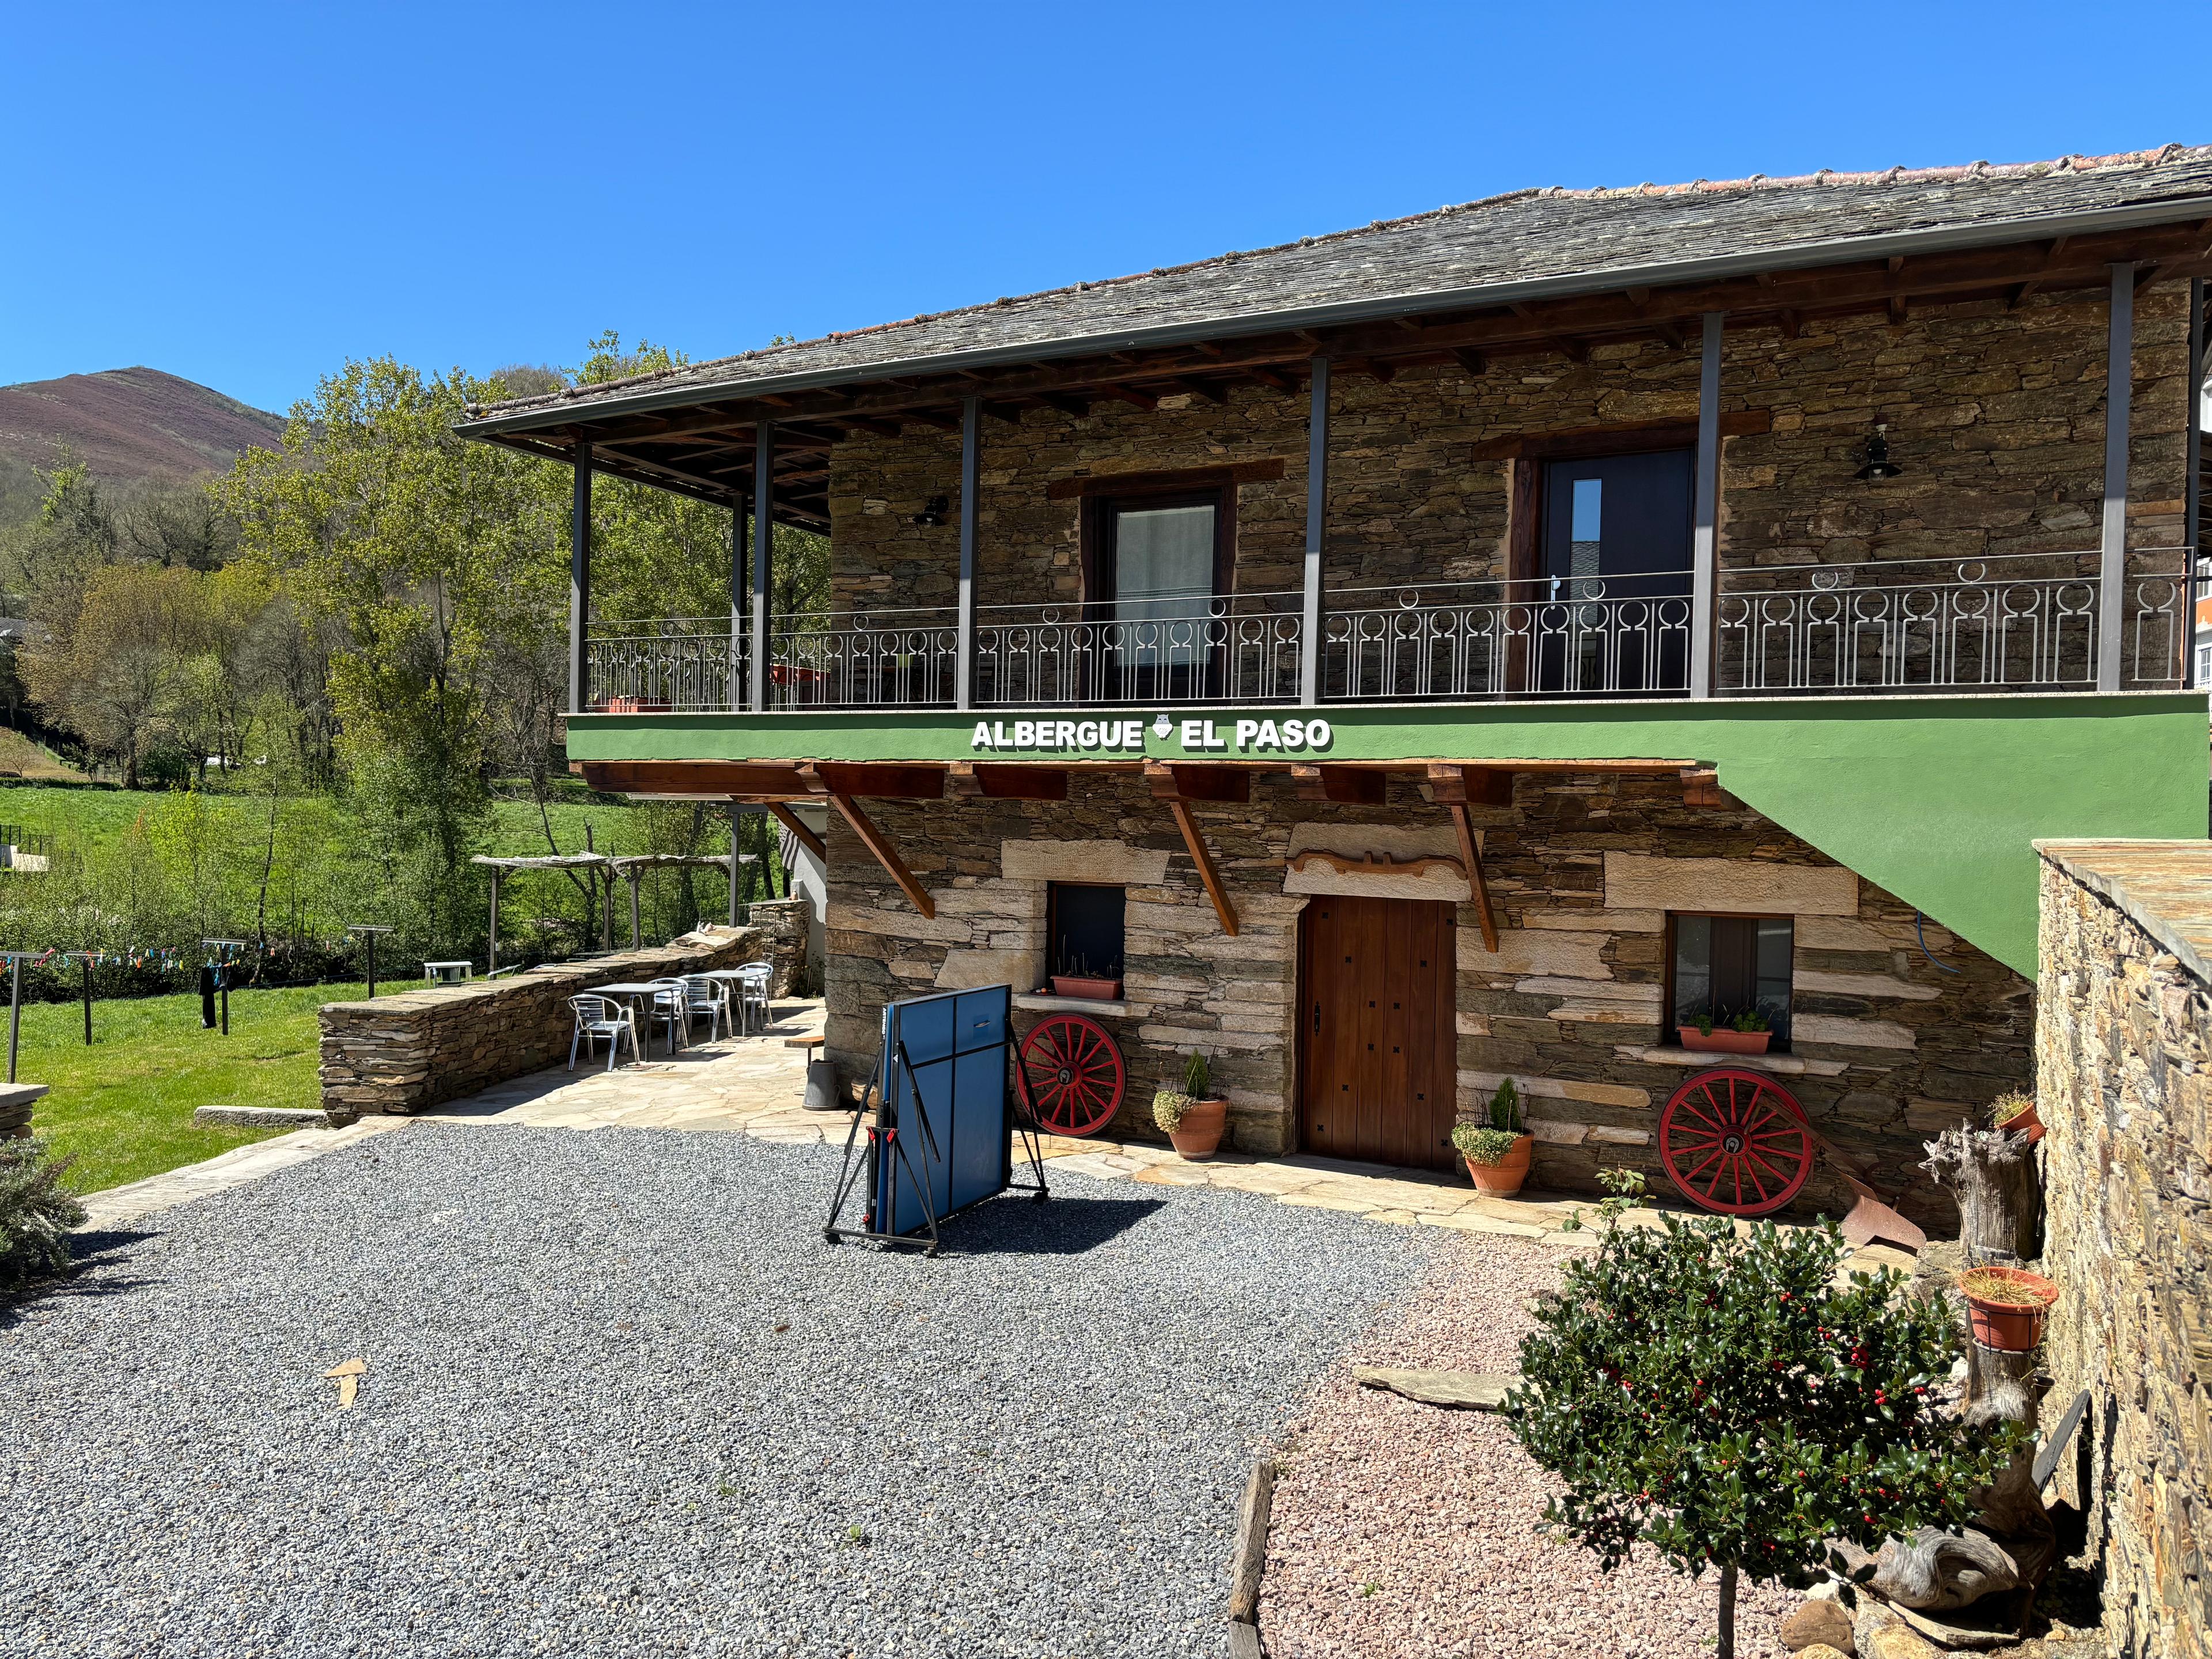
[592,980,684,1058]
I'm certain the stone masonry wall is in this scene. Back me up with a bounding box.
[823,773,2032,1221]
[824,283,2192,610]
[747,897,810,995]
[2036,842,2211,1659]
[319,925,763,1118]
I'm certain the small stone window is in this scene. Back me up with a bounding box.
[1669,914,1793,1047]
[1046,882,1125,991]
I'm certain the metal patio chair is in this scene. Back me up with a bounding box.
[645,978,691,1054]
[734,961,774,1035]
[567,994,637,1071]
[679,974,729,1042]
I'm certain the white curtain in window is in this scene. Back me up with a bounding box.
[1113,504,1214,668]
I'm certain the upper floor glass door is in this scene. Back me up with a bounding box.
[1537,449,1694,693]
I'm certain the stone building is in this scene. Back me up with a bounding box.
[460,148,2212,1229]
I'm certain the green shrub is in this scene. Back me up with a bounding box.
[1486,1075,1522,1133]
[1730,1007,1771,1034]
[1509,1213,2018,1659]
[1452,1123,1521,1165]
[1152,1089,1193,1133]
[1181,1050,1213,1100]
[0,1136,88,1285]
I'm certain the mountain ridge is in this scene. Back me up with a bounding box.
[0,366,283,494]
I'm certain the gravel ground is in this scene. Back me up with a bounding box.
[1260,1236,1795,1659]
[0,1124,1439,1659]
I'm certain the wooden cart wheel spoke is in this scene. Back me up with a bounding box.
[1019,1013,1126,1137]
[1658,1068,1816,1217]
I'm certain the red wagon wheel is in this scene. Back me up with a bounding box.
[1658,1069,1816,1217]
[1018,1014,1126,1138]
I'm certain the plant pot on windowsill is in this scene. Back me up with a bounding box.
[1455,1125,1535,1197]
[1678,1025,1772,1056]
[598,696,674,714]
[1957,1264,2059,1352]
[1051,975,1123,1002]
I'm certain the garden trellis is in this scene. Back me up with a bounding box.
[469,850,756,972]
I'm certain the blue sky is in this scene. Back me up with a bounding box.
[5,3,2208,414]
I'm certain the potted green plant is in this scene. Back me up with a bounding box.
[1988,1089,2043,1143]
[1453,1077,1535,1196]
[1153,1050,1226,1159]
[1048,948,1122,1003]
[1956,1263,2059,1351]
[1679,1006,1772,1056]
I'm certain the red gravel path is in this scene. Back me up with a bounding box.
[1259,1236,1794,1658]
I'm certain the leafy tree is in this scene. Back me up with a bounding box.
[20,562,210,786]
[1510,1213,2016,1659]
[217,357,565,953]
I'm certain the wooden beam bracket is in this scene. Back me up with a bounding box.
[1166,799,1238,937]
[828,792,934,919]
[1446,802,1499,953]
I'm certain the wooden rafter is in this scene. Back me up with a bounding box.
[1145,760,1249,803]
[1446,802,1498,953]
[1290,763,1385,805]
[828,792,934,919]
[1166,800,1238,937]
[947,761,1068,800]
[1425,763,1516,806]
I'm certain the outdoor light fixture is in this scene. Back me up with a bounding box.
[1855,423,1905,480]
[912,494,949,527]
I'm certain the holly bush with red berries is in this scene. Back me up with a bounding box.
[1508,1214,2018,1657]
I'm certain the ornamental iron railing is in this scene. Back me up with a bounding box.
[1715,549,2187,694]
[765,607,961,710]
[1321,574,1692,701]
[585,618,745,713]
[974,592,1304,707]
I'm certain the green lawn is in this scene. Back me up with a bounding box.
[21,981,365,1196]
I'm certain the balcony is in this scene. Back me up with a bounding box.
[581,547,2192,714]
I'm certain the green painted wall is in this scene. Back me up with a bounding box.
[568,694,2210,976]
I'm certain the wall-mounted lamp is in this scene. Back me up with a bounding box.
[1854,423,1905,481]
[911,494,949,527]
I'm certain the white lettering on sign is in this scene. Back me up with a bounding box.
[969,714,1332,754]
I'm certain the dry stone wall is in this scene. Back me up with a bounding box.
[822,772,2031,1218]
[319,925,763,1118]
[2036,842,2211,1659]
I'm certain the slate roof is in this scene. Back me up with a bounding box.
[469,146,2212,430]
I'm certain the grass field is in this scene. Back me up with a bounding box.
[21,982,365,1195]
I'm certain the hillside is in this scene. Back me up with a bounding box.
[0,367,282,497]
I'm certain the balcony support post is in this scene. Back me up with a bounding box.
[751,422,772,711]
[2185,276,2204,690]
[1690,314,1723,699]
[1300,356,1330,706]
[957,395,979,711]
[568,442,592,714]
[728,500,747,711]
[2099,263,2133,693]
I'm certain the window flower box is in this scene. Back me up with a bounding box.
[1051,975,1123,1001]
[1678,1025,1772,1055]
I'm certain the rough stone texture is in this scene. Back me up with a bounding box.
[0,1082,48,1138]
[317,925,764,1118]
[192,1104,328,1130]
[2036,840,2211,1659]
[824,286,2192,616]
[746,896,810,995]
[823,770,2031,1217]
[1779,1599,1857,1653]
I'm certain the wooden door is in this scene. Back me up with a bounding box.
[1298,895,1457,1169]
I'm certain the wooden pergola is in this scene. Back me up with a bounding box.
[470,850,757,970]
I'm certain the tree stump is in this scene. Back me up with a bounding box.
[1921,1126,2040,1264]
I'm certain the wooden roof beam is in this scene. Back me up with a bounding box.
[827,791,934,918]
[1167,799,1237,936]
[1291,763,1385,805]
[947,761,1067,800]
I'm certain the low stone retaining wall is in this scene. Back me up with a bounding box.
[318,925,763,1119]
[748,898,810,995]
[2035,839,2211,1659]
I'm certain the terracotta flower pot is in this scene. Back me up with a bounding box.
[1959,1265,2059,1352]
[1679,1026,1771,1055]
[1995,1101,2044,1145]
[1169,1097,1226,1160]
[1051,975,1123,1002]
[1465,1133,1536,1197]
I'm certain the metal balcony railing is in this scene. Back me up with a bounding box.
[1715,549,2189,694]
[974,593,1304,707]
[579,548,2195,712]
[1323,575,1692,701]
